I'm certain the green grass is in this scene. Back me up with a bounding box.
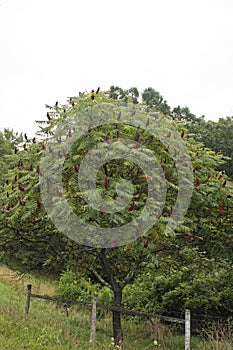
[0,267,232,349]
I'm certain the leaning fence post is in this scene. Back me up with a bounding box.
[185,309,191,350]
[24,284,32,316]
[90,293,98,344]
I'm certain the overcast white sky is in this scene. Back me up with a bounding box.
[0,0,233,136]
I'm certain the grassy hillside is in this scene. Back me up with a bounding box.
[0,265,171,350]
[0,265,232,350]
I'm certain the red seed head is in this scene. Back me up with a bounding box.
[104,176,109,190]
[165,171,171,179]
[36,166,41,175]
[105,134,110,143]
[111,241,117,248]
[129,201,135,211]
[170,207,174,217]
[18,183,25,191]
[88,123,92,133]
[73,165,79,173]
[195,177,200,186]
[219,203,224,215]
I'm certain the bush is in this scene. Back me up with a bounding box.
[56,270,113,306]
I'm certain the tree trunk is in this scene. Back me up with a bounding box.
[112,287,123,347]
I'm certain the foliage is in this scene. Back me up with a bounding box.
[178,116,233,178]
[0,129,23,185]
[142,87,170,114]
[149,255,233,318]
[171,105,201,123]
[109,85,139,103]
[196,117,233,178]
[56,270,113,306]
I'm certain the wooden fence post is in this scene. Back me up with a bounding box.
[64,303,69,317]
[185,309,191,350]
[90,293,98,344]
[24,284,32,316]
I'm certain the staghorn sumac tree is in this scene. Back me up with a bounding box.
[0,88,232,346]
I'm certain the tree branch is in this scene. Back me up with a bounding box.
[121,253,143,289]
[86,265,111,289]
[99,248,118,290]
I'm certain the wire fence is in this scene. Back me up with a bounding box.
[24,284,191,350]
